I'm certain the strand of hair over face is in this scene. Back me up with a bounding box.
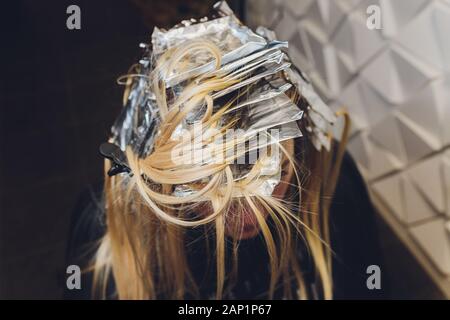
[92,38,351,300]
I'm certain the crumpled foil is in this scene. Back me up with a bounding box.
[109,1,337,198]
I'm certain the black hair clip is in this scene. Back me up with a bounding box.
[99,142,132,177]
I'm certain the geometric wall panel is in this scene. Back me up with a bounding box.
[395,113,439,163]
[372,173,405,222]
[407,154,446,214]
[246,0,281,29]
[332,9,385,72]
[396,1,450,71]
[301,21,343,98]
[361,45,439,105]
[304,0,347,36]
[372,169,439,225]
[369,113,407,166]
[379,0,429,38]
[289,29,314,73]
[366,137,403,179]
[337,79,370,133]
[397,81,444,151]
[410,218,450,275]
[403,175,437,224]
[274,7,299,41]
[335,77,397,136]
[284,0,314,17]
[248,0,450,276]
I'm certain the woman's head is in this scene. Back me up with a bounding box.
[92,9,350,300]
[217,139,294,240]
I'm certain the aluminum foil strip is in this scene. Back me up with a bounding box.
[182,50,291,123]
[111,66,159,157]
[255,26,337,151]
[222,51,285,82]
[205,41,288,78]
[230,169,282,198]
[108,1,331,201]
[165,39,268,88]
[242,94,304,135]
[181,49,289,122]
[256,172,282,196]
[201,120,303,166]
[172,178,286,199]
[285,66,336,124]
[232,146,281,180]
[212,61,291,99]
[172,121,301,198]
[255,26,278,43]
[246,121,303,155]
[151,15,247,54]
[152,15,267,87]
[172,157,283,198]
[223,81,292,114]
[169,64,304,179]
[172,79,293,143]
[213,0,235,17]
[180,115,303,169]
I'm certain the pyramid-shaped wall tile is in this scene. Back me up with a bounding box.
[372,173,405,222]
[369,113,407,166]
[304,0,349,36]
[381,0,428,37]
[274,10,298,41]
[284,0,314,17]
[361,45,439,104]
[397,80,444,149]
[289,27,314,72]
[407,154,446,214]
[337,78,369,133]
[409,218,450,275]
[396,1,450,71]
[403,174,437,224]
[332,9,385,72]
[395,112,440,163]
[367,136,403,179]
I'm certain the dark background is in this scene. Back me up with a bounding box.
[0,0,442,299]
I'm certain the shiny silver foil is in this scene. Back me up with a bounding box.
[256,26,337,151]
[110,1,337,199]
[152,15,267,88]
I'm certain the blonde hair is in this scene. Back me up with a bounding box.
[91,39,350,300]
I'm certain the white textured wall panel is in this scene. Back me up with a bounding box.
[247,0,450,277]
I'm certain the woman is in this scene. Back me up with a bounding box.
[65,2,385,300]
